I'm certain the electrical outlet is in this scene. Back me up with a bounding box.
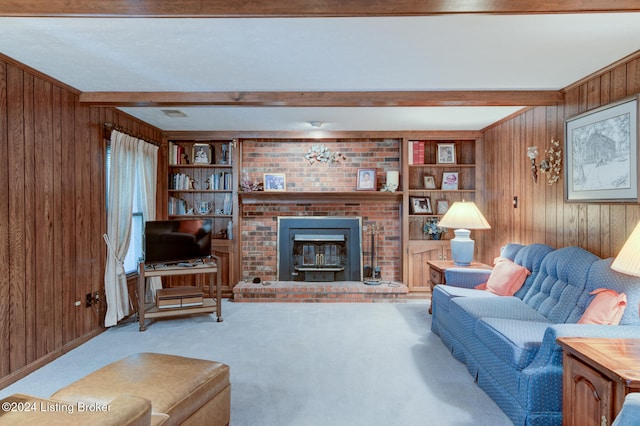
[86,293,92,308]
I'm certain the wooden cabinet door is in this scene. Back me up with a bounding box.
[407,242,446,292]
[564,354,614,426]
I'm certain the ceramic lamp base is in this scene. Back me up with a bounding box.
[450,228,474,266]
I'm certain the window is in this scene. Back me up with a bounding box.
[106,143,144,274]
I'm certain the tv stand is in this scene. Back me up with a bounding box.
[137,257,222,331]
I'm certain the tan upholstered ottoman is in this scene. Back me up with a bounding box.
[51,353,230,426]
[0,393,152,426]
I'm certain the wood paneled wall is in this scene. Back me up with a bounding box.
[0,56,161,388]
[479,52,640,263]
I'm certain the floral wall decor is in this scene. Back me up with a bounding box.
[304,144,346,165]
[540,138,562,185]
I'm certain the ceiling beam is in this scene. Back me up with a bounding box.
[1,0,639,17]
[79,90,563,107]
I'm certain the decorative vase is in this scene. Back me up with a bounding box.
[432,232,441,240]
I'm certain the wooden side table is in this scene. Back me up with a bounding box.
[557,337,640,426]
[426,260,491,313]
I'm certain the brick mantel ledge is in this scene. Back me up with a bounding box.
[239,191,402,204]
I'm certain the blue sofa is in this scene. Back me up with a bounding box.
[431,243,640,425]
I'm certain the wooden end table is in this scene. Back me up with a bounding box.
[426,260,492,313]
[557,337,640,426]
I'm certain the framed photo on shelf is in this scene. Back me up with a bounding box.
[356,168,377,191]
[423,175,436,189]
[565,95,638,202]
[437,143,456,164]
[264,173,286,191]
[192,144,212,164]
[441,172,459,190]
[410,196,432,214]
[436,199,449,215]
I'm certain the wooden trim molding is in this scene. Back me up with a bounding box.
[80,90,563,108]
[1,0,639,17]
[163,130,483,140]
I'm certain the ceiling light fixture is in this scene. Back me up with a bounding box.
[162,109,187,118]
[308,121,323,128]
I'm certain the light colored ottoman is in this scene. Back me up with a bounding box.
[51,353,230,426]
[0,393,152,426]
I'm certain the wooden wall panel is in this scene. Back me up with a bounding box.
[6,64,27,374]
[0,57,161,388]
[0,60,9,379]
[479,52,640,264]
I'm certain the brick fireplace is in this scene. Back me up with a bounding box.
[239,139,402,285]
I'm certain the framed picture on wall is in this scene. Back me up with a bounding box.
[565,95,639,202]
[356,168,377,191]
[436,199,449,215]
[264,173,286,191]
[410,196,432,214]
[192,143,212,164]
[437,143,456,164]
[441,172,459,190]
[423,175,436,189]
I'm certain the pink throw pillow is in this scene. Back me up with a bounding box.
[474,259,530,296]
[578,288,627,325]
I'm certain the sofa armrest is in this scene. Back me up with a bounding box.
[613,393,640,426]
[528,324,640,369]
[444,268,492,289]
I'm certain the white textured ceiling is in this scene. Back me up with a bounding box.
[1,14,639,131]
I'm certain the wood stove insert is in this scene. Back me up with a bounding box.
[277,217,362,282]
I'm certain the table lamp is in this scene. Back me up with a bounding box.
[611,220,640,277]
[437,200,491,266]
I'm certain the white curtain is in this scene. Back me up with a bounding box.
[136,139,162,301]
[103,130,158,327]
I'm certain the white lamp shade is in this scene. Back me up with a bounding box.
[437,201,490,266]
[611,220,640,277]
[438,201,491,230]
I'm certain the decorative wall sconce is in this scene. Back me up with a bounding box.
[526,139,562,185]
[527,146,539,183]
[540,138,562,185]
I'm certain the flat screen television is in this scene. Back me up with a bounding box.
[144,219,212,264]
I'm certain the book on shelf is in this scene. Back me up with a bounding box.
[169,173,193,190]
[223,142,233,166]
[168,142,187,166]
[223,193,232,215]
[208,172,232,190]
[409,141,425,165]
[168,197,187,215]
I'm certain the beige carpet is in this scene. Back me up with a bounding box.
[0,300,512,426]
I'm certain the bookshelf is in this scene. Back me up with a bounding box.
[164,140,238,293]
[403,138,481,293]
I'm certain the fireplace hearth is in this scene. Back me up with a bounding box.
[278,217,362,282]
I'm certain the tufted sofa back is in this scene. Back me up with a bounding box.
[571,258,640,325]
[521,246,599,323]
[499,243,525,261]
[511,243,555,299]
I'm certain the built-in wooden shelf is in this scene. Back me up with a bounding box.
[239,191,403,204]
